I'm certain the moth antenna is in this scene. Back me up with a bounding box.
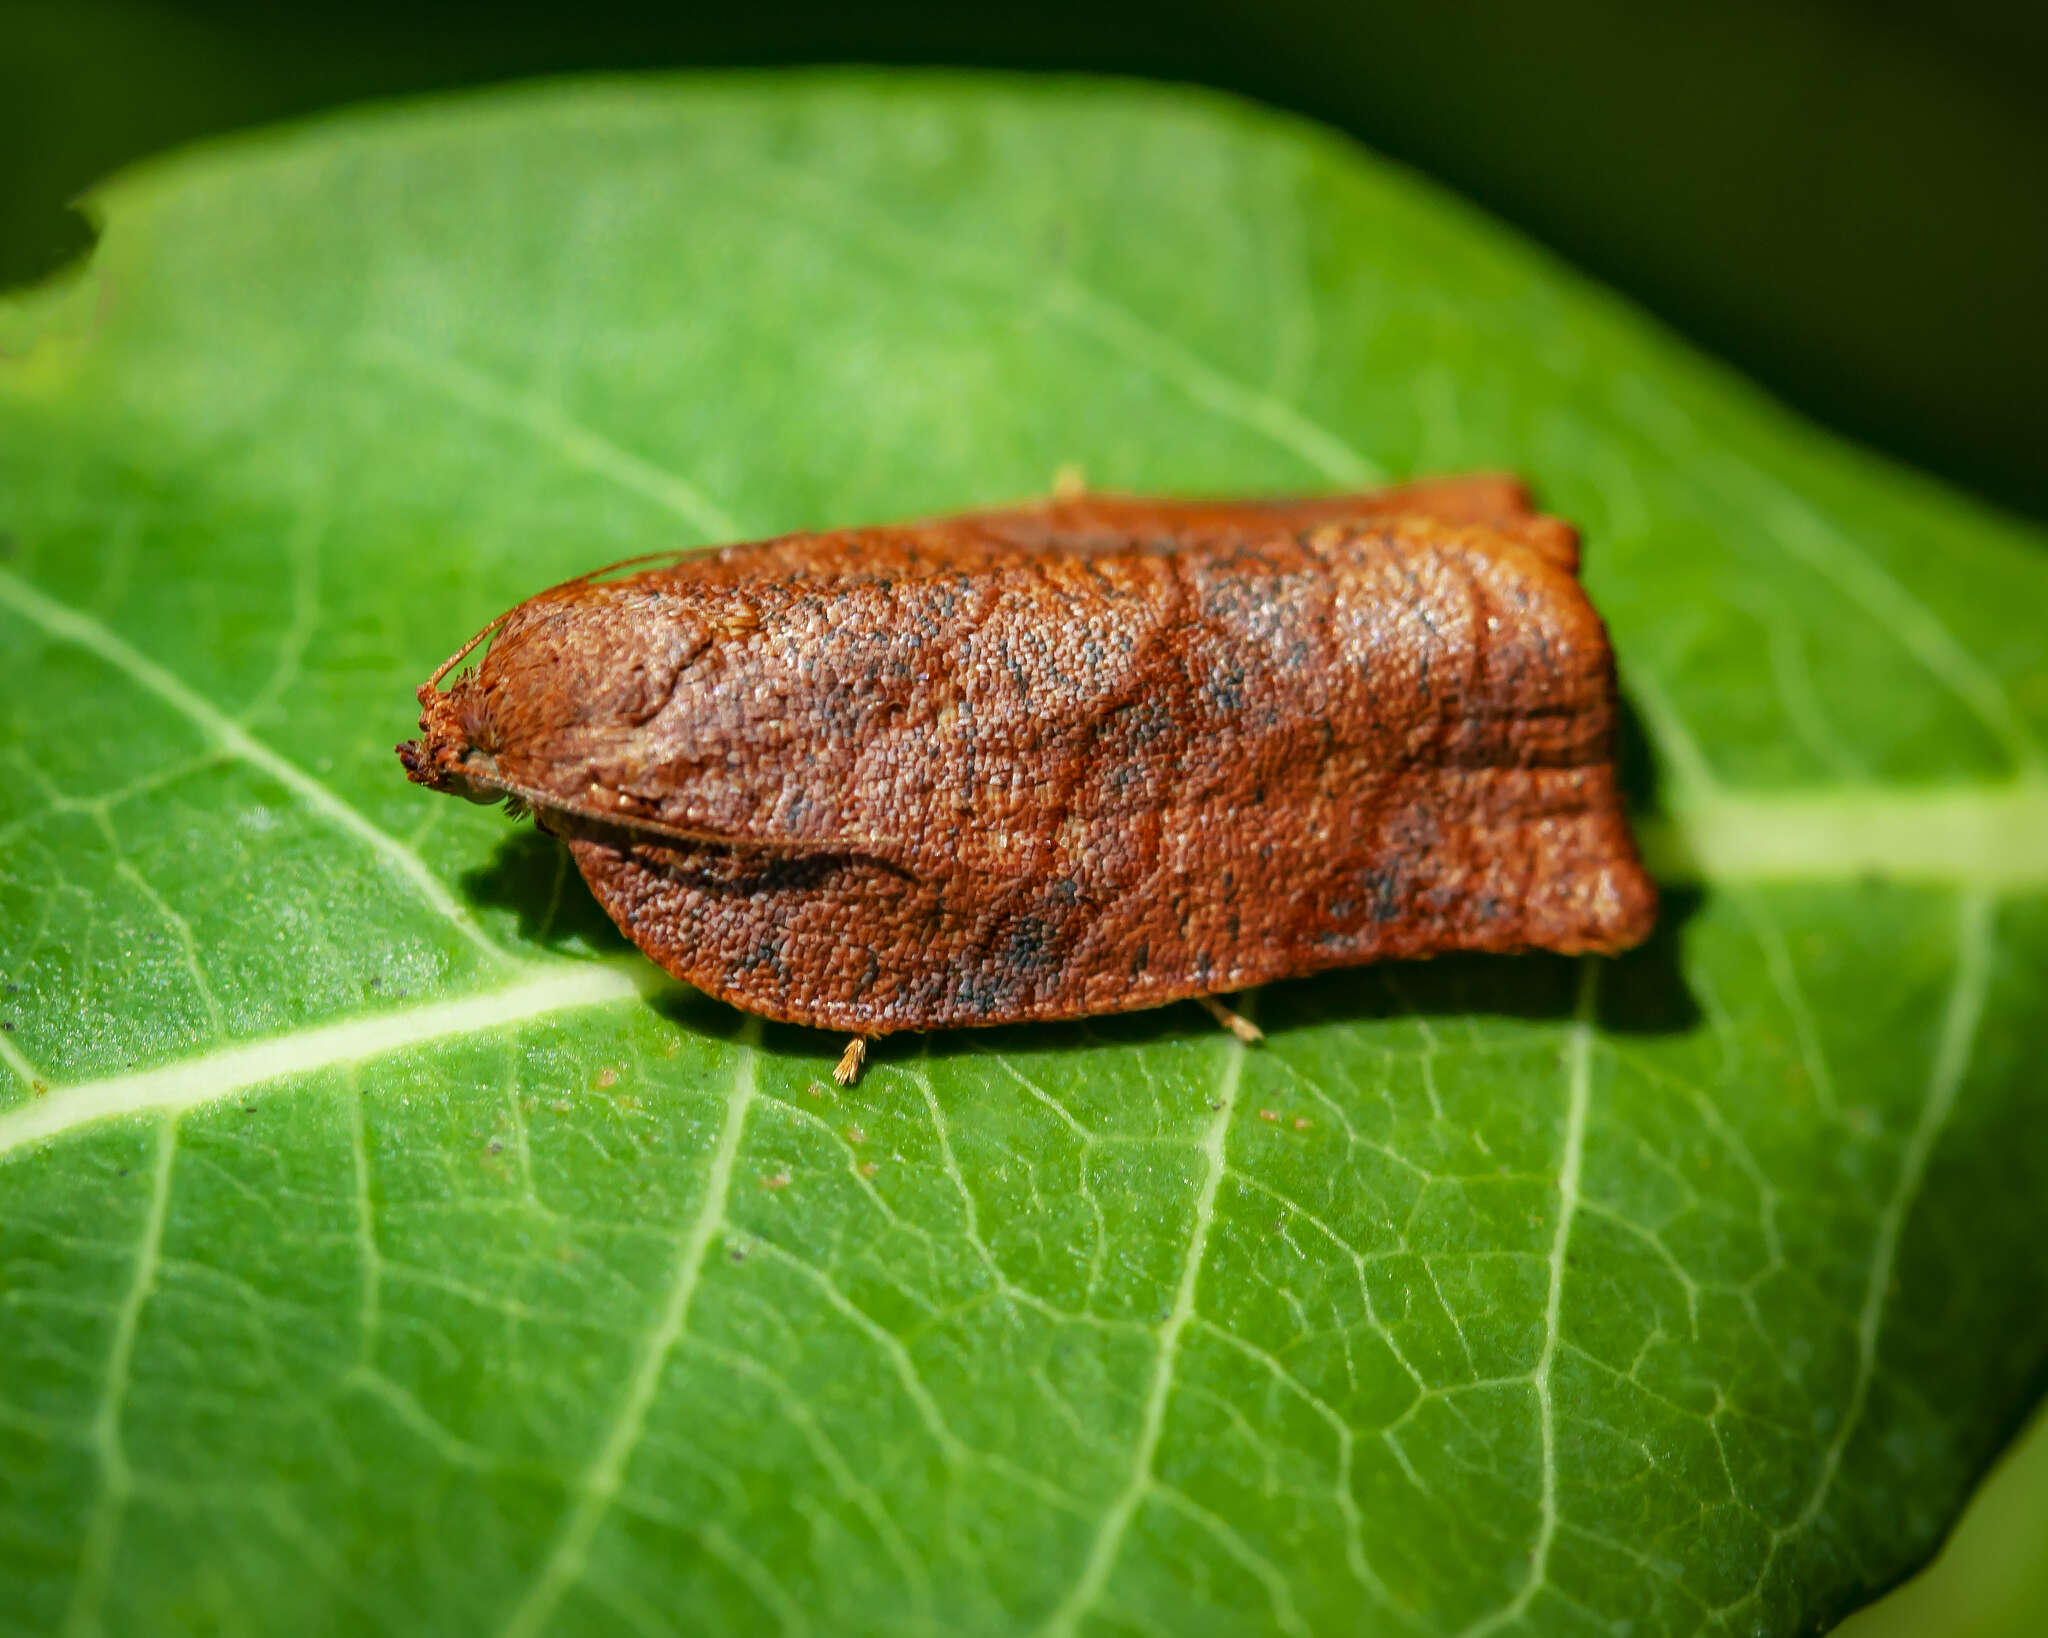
[424,608,518,693]
[422,544,731,695]
[559,546,708,586]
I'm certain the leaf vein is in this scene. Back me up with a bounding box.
[735,154,1381,487]
[63,1114,177,1638]
[0,566,509,966]
[363,335,745,541]
[0,963,657,1160]
[1456,958,1599,1638]
[1709,886,1999,1625]
[495,1019,760,1638]
[1035,1014,1253,1637]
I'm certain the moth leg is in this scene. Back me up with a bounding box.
[1196,995,1263,1044]
[833,1036,869,1087]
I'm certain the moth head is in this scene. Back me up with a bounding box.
[396,675,509,806]
[397,582,712,821]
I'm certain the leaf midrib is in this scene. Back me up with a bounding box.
[1,771,2039,1151]
[0,564,509,965]
[0,962,656,1156]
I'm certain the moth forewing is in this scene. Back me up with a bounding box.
[399,476,1656,1067]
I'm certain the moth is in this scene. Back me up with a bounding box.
[400,476,1656,1081]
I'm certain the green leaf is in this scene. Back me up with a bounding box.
[3,74,2044,1638]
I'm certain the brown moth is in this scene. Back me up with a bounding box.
[399,476,1656,1080]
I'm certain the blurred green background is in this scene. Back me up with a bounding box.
[4,2,2043,1632]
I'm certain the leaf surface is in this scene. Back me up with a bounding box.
[2,75,2045,1638]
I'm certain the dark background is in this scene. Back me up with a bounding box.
[5,0,2045,520]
